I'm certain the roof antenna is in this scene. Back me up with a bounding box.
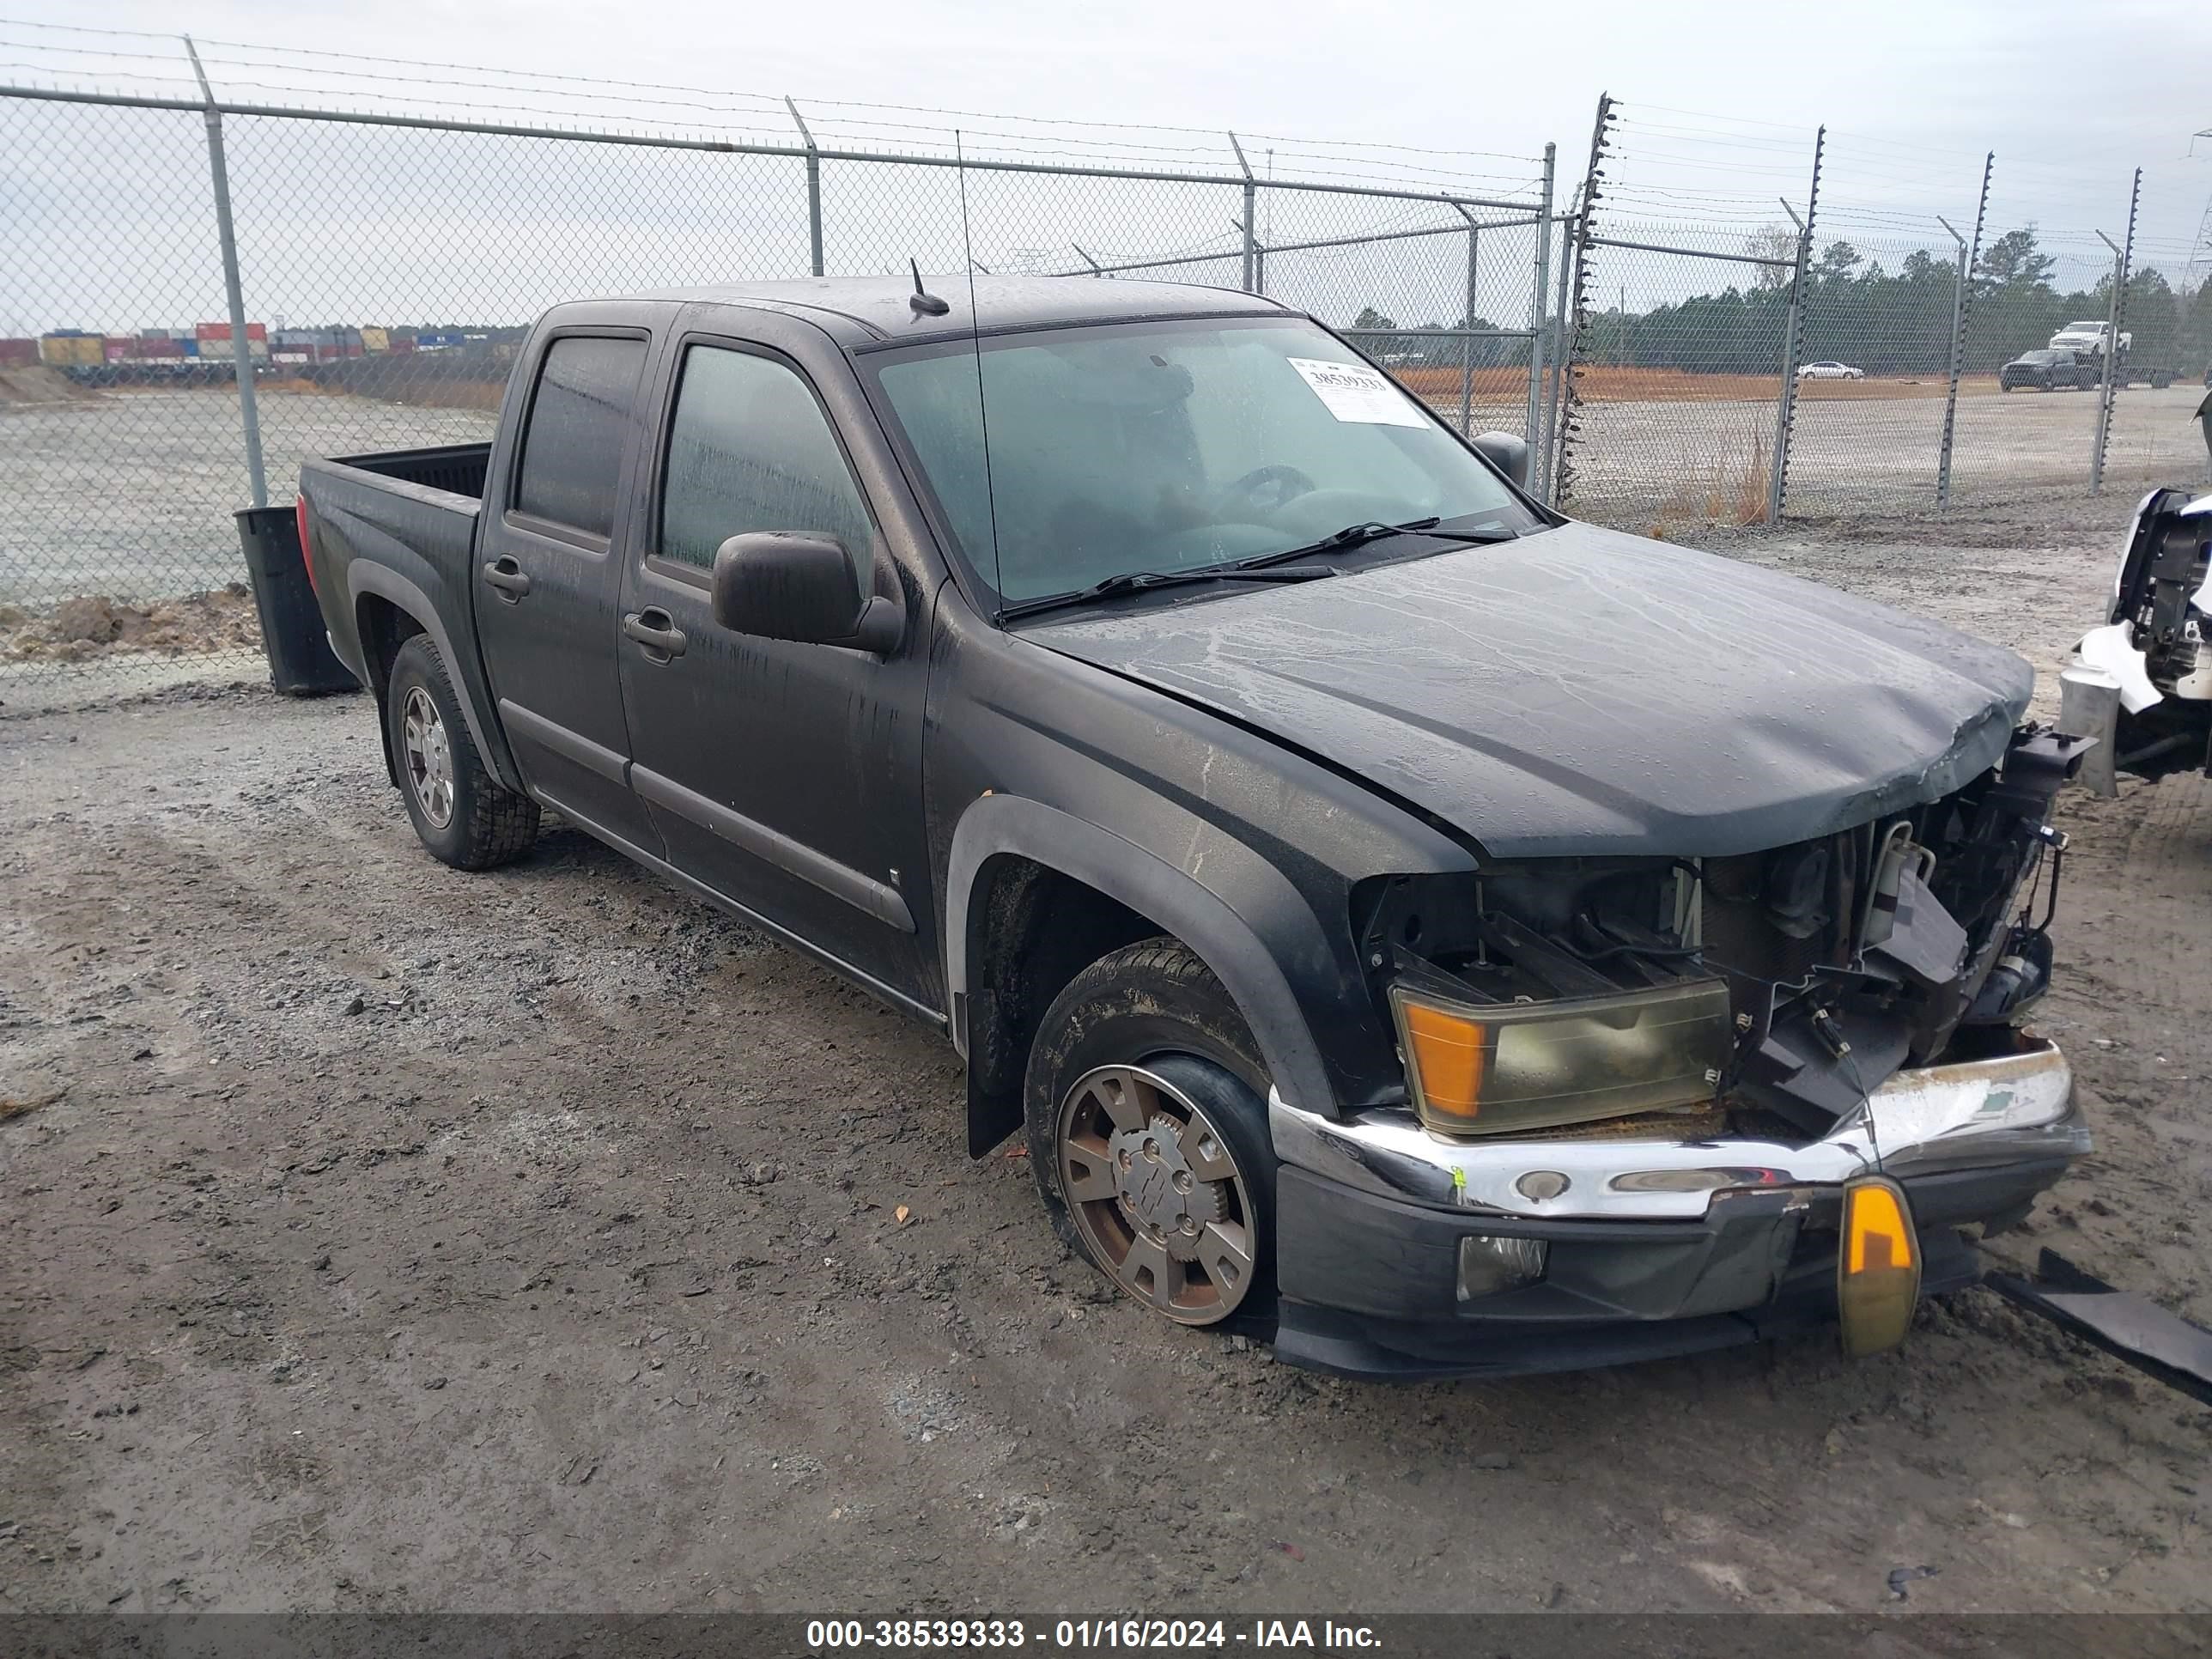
[908,258,949,318]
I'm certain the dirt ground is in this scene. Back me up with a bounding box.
[3,495,2210,1619]
[0,588,263,667]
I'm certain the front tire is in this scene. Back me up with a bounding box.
[385,633,540,870]
[1024,939,1277,1332]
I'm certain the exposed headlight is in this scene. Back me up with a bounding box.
[1389,977,1733,1137]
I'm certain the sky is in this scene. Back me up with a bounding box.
[3,0,2208,331]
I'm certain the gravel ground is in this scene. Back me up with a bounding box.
[3,495,2210,1618]
[0,390,497,607]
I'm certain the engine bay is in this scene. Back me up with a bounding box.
[1359,726,2091,1138]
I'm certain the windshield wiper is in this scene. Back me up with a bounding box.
[997,562,1338,623]
[1236,516,1522,571]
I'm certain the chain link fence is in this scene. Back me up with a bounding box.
[0,53,1560,698]
[1552,100,2212,532]
[3,39,2209,700]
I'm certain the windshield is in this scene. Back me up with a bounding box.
[866,316,1540,606]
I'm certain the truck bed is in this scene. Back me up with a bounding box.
[329,441,492,499]
[300,441,510,783]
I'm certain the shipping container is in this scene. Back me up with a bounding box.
[194,320,269,343]
[104,337,138,362]
[388,327,418,354]
[40,333,105,368]
[361,325,390,353]
[0,338,40,367]
[281,327,362,363]
[196,321,272,360]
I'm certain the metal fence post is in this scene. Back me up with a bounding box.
[1765,125,1823,525]
[1554,96,1615,507]
[1229,132,1257,294]
[1935,153,1992,509]
[1767,202,1808,521]
[1524,143,1555,484]
[1934,217,1970,503]
[183,36,266,509]
[1546,206,1576,500]
[1455,208,1480,435]
[2090,168,2142,496]
[785,96,824,276]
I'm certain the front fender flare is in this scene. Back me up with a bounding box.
[944,793,1337,1116]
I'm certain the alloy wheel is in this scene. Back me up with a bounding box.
[1055,1063,1258,1326]
[400,685,455,829]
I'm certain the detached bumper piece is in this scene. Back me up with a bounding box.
[1988,1249,2212,1408]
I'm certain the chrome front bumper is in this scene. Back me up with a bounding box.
[1270,1037,2090,1223]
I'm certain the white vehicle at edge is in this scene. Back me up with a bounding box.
[1797,361,1864,380]
[2071,414,2212,787]
[2049,319,2132,359]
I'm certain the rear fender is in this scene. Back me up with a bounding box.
[348,558,523,793]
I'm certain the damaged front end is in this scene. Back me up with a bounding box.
[1262,725,2096,1377]
[1358,725,2089,1142]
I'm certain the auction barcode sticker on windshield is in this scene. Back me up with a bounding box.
[1286,356,1427,427]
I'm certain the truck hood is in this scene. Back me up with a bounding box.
[1018,520,2033,858]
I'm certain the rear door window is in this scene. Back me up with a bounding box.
[513,335,647,540]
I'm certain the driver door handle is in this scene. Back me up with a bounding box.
[483,556,531,599]
[623,608,688,660]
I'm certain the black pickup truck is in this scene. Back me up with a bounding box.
[300,276,2093,1379]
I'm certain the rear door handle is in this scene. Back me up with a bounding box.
[622,608,688,660]
[483,556,531,599]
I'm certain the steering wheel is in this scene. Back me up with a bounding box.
[1216,465,1317,519]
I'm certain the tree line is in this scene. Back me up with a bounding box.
[1348,225,2211,379]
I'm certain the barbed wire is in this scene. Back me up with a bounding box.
[0,17,1544,198]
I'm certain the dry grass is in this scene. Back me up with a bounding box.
[1641,430,1774,538]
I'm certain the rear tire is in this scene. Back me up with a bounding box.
[1024,938,1277,1334]
[385,633,540,870]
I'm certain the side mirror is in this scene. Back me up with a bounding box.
[1471,430,1531,489]
[710,532,904,655]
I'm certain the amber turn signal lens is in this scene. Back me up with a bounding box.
[1838,1176,1921,1358]
[1400,1000,1487,1121]
[1389,978,1732,1137]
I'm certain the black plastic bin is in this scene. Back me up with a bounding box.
[235,505,359,696]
